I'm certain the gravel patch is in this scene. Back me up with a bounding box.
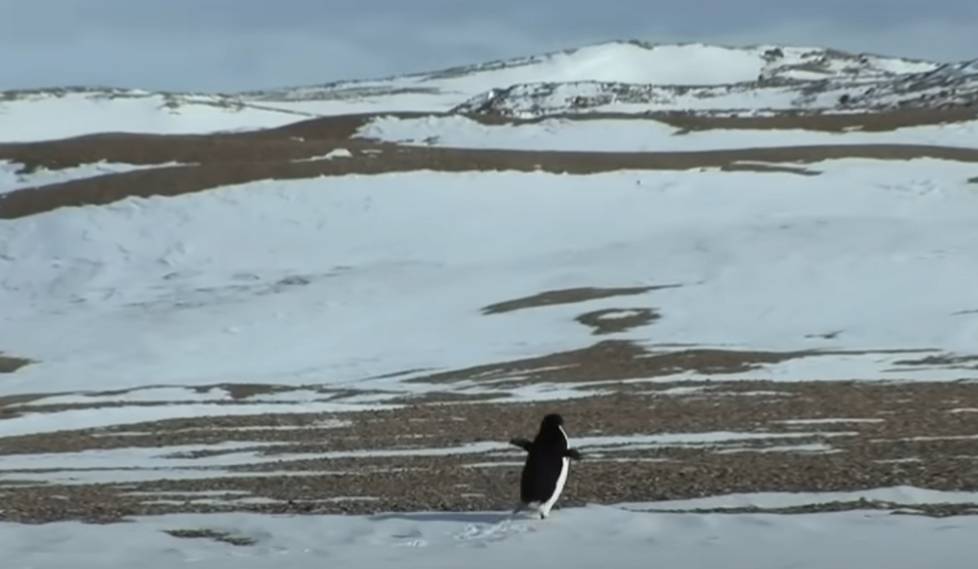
[2,380,978,523]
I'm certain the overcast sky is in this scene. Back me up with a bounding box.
[1,0,975,92]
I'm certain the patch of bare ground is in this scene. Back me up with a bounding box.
[0,112,393,171]
[3,108,972,175]
[0,354,32,373]
[4,122,978,219]
[805,330,844,340]
[0,385,410,423]
[190,382,317,400]
[3,380,978,522]
[468,107,978,132]
[481,285,676,314]
[652,106,978,133]
[952,309,978,316]
[408,339,926,386]
[164,529,256,546]
[39,382,298,403]
[891,353,978,371]
[575,308,660,334]
[719,162,821,176]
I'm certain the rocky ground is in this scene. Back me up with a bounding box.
[2,375,978,523]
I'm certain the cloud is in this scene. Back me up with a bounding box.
[1,0,975,91]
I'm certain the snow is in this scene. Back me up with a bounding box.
[130,495,382,507]
[4,160,978,412]
[0,401,396,438]
[882,435,978,442]
[0,431,847,486]
[867,56,940,75]
[466,382,612,403]
[17,386,383,408]
[432,43,771,91]
[0,441,285,471]
[18,386,233,406]
[628,486,978,510]
[592,309,648,320]
[715,443,839,454]
[290,148,353,162]
[124,490,251,497]
[99,419,353,437]
[1,159,188,194]
[457,80,820,116]
[0,468,341,485]
[776,418,885,425]
[572,431,855,450]
[1,503,976,568]
[356,115,978,151]
[0,93,308,143]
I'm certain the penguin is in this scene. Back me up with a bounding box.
[509,413,583,519]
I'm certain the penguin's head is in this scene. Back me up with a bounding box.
[535,413,567,444]
[541,413,564,429]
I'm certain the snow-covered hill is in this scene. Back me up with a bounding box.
[453,55,978,117]
[2,41,973,141]
[250,42,942,105]
[5,159,978,401]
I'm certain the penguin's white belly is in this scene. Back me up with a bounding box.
[539,457,569,517]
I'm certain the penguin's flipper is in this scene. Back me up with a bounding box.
[564,448,583,461]
[509,437,532,451]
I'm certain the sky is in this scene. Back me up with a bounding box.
[1,0,976,92]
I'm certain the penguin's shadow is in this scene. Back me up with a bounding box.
[370,512,514,524]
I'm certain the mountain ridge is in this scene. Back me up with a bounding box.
[1,41,975,141]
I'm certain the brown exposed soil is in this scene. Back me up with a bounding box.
[952,309,978,316]
[4,108,978,220]
[3,106,970,173]
[5,143,978,220]
[719,162,821,176]
[481,286,675,314]
[408,339,927,386]
[164,529,257,546]
[0,354,32,373]
[2,380,978,523]
[892,353,978,370]
[653,106,978,133]
[471,107,978,133]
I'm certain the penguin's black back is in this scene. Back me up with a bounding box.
[520,414,569,503]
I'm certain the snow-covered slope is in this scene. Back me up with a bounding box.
[2,497,977,569]
[0,89,317,142]
[4,159,978,400]
[1,41,968,142]
[356,115,978,151]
